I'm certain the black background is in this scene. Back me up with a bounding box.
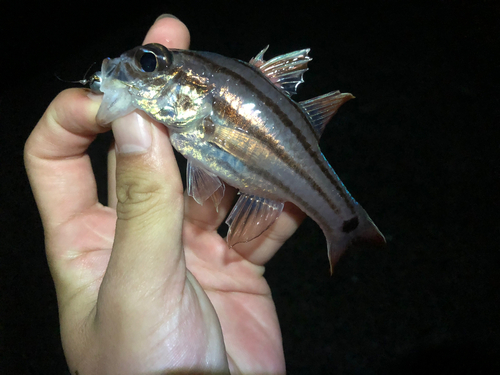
[1,1,499,374]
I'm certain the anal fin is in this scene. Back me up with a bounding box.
[226,194,284,247]
[187,161,225,211]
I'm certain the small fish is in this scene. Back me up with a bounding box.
[91,43,385,271]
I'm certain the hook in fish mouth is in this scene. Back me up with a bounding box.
[54,61,102,93]
[87,71,102,93]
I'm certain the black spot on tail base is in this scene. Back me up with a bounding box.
[342,217,359,233]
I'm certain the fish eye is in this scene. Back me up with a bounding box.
[137,43,173,72]
[139,52,157,72]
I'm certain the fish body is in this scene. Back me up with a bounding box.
[94,43,385,270]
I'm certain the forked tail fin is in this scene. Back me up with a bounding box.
[326,207,386,274]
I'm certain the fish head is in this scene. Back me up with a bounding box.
[95,43,178,125]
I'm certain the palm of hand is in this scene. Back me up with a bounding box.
[56,192,287,374]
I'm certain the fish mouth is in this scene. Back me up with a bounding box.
[95,58,136,125]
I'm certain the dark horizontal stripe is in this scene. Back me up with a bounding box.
[183,50,354,214]
[244,162,330,230]
[198,144,333,231]
[232,56,356,214]
[211,97,340,215]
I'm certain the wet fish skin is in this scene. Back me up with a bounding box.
[94,43,385,271]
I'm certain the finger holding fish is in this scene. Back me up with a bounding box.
[106,15,190,209]
[101,16,193,290]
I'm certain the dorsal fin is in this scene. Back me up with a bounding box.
[250,46,312,96]
[299,91,355,138]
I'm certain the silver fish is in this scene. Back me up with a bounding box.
[92,43,385,271]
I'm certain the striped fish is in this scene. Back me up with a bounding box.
[93,43,385,271]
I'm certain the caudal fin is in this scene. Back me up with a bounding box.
[325,208,385,274]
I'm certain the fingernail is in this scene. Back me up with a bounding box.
[112,112,152,154]
[155,14,179,22]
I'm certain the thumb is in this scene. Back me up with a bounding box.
[102,111,186,300]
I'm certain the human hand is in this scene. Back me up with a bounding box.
[24,15,306,375]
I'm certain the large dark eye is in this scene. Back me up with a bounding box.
[140,52,157,72]
[137,43,173,72]
[133,44,173,73]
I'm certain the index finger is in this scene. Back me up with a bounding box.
[26,16,191,229]
[24,89,104,229]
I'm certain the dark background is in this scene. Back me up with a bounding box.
[1,0,499,374]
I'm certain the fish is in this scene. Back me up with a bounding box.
[90,43,385,271]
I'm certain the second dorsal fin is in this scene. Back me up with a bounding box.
[249,46,312,97]
[299,91,355,139]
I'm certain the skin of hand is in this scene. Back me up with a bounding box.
[24,16,306,375]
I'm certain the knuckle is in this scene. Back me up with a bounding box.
[115,175,167,221]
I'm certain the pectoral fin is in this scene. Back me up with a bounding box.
[226,194,284,247]
[187,161,225,211]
